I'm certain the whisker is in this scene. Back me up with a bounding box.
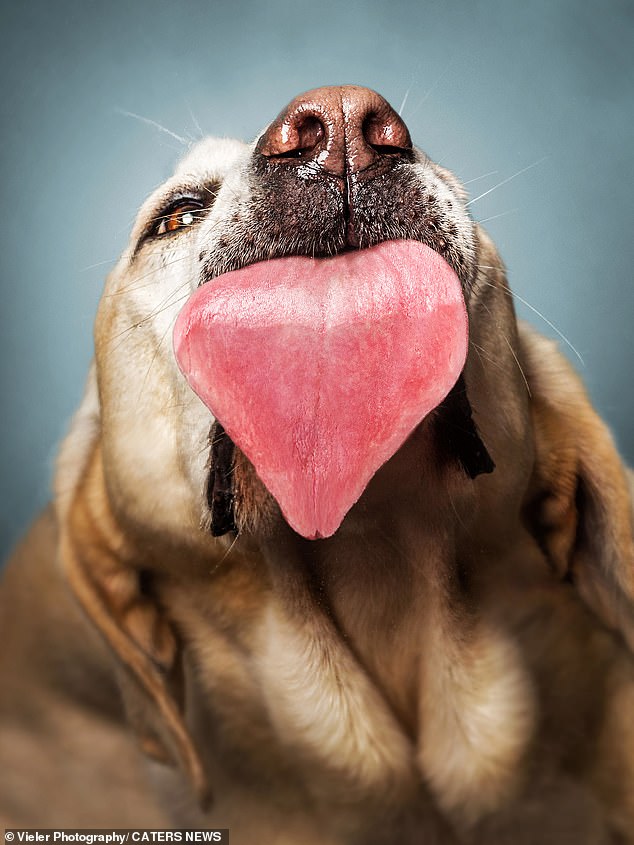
[186,100,205,139]
[477,209,517,225]
[115,108,189,146]
[445,483,469,533]
[503,335,532,397]
[462,170,499,186]
[203,179,244,206]
[103,254,192,296]
[469,340,487,370]
[128,282,192,330]
[477,274,584,365]
[201,185,222,202]
[79,257,118,272]
[466,157,548,206]
[211,531,241,573]
[398,85,412,117]
[406,58,456,121]
[136,310,178,403]
[106,290,192,360]
[470,341,507,372]
[508,286,584,366]
[469,290,532,396]
[396,58,426,118]
[108,281,192,349]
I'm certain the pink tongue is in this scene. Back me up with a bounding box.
[173,240,467,539]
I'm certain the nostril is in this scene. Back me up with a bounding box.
[261,114,326,160]
[367,143,412,156]
[362,112,412,158]
[295,115,325,154]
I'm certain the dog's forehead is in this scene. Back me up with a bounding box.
[173,136,249,181]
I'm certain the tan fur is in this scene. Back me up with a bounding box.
[1,118,633,844]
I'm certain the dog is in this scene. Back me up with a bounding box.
[1,85,633,844]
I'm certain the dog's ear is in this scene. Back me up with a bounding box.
[520,328,634,652]
[54,373,209,804]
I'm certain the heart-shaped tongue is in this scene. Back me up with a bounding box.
[174,240,467,539]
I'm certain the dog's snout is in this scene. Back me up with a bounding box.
[256,85,412,177]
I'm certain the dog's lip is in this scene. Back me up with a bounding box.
[202,244,360,284]
[201,238,463,287]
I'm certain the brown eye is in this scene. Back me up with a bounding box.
[155,201,205,235]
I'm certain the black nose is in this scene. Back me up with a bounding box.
[256,85,412,177]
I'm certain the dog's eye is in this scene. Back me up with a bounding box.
[155,200,206,235]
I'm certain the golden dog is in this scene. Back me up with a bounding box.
[1,86,633,844]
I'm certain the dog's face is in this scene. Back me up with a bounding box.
[94,85,531,551]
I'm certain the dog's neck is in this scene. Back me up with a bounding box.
[245,422,484,737]
[232,431,536,825]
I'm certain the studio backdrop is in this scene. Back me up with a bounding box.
[1,0,632,560]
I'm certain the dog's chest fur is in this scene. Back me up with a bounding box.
[153,523,628,843]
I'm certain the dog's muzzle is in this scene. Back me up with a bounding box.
[187,85,494,538]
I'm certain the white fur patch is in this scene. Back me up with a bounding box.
[418,620,536,825]
[254,603,414,795]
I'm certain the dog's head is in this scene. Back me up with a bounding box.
[55,86,634,802]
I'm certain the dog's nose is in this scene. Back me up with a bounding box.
[256,85,412,177]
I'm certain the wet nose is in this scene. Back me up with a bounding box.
[256,85,412,177]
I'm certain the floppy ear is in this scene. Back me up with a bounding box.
[54,373,209,805]
[520,327,634,652]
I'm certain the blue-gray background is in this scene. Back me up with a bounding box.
[1,0,633,562]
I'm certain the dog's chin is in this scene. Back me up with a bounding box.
[227,445,404,544]
[205,424,406,544]
[209,393,493,545]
